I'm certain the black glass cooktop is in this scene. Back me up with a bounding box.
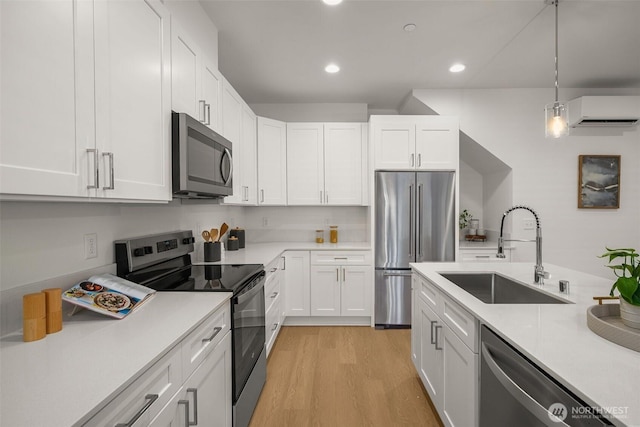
[123,257,263,294]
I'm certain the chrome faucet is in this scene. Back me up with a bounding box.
[497,205,549,285]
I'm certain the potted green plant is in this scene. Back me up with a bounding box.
[459,209,472,230]
[599,247,640,329]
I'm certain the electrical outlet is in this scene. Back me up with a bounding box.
[523,218,536,230]
[84,233,97,259]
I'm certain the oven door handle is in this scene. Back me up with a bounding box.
[235,279,265,305]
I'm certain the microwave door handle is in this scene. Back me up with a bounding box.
[222,148,233,185]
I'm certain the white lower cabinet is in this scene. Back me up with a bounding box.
[85,302,232,427]
[283,251,311,316]
[412,273,478,427]
[310,265,371,316]
[265,256,285,356]
[149,331,232,427]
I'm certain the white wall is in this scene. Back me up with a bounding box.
[250,103,368,122]
[459,160,484,234]
[413,88,640,278]
[0,201,243,291]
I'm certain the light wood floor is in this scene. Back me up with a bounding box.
[249,326,443,427]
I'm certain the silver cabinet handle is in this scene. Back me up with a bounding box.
[418,153,422,167]
[269,267,277,273]
[334,257,348,260]
[222,148,232,185]
[342,267,345,282]
[434,325,443,350]
[430,321,437,344]
[325,191,329,204]
[475,255,491,259]
[178,400,190,427]
[102,152,114,190]
[281,256,286,270]
[205,103,211,126]
[271,322,279,331]
[410,153,415,167]
[336,268,339,282]
[270,291,279,299]
[202,326,222,343]
[198,100,206,122]
[187,388,198,425]
[115,394,158,426]
[86,148,99,189]
[320,190,323,204]
[260,189,265,203]
[243,186,249,201]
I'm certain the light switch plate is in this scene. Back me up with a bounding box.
[523,218,536,230]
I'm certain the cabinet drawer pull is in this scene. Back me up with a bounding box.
[202,326,222,343]
[205,103,211,126]
[198,100,206,122]
[434,325,443,350]
[187,388,198,425]
[417,153,422,167]
[178,399,190,427]
[342,267,345,282]
[269,267,278,273]
[475,255,491,259]
[334,257,348,260]
[336,268,340,282]
[86,148,99,189]
[270,291,279,299]
[410,153,415,167]
[115,393,158,426]
[260,189,265,203]
[271,322,278,331]
[102,152,115,190]
[430,321,437,344]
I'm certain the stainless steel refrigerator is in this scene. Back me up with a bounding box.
[374,171,456,328]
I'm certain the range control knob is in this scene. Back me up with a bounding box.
[144,246,153,254]
[182,237,195,244]
[133,248,145,257]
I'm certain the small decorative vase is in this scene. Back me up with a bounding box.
[619,298,640,329]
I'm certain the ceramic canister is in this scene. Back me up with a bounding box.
[229,227,245,248]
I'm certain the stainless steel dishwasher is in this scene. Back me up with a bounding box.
[480,325,613,426]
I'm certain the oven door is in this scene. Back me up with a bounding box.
[232,274,266,402]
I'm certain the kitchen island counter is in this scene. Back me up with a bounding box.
[0,292,231,427]
[411,262,639,427]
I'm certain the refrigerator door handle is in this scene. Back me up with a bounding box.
[418,183,423,257]
[408,184,414,257]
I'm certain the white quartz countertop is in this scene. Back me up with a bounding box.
[411,262,639,427]
[196,241,372,266]
[0,292,231,427]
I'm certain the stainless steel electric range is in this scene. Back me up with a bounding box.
[115,230,265,427]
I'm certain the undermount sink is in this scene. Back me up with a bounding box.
[440,272,569,304]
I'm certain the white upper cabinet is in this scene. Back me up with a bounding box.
[0,0,94,198]
[257,117,287,205]
[286,123,325,205]
[93,0,171,201]
[240,106,258,204]
[171,21,222,134]
[221,78,244,204]
[371,115,459,171]
[1,0,171,202]
[286,122,364,205]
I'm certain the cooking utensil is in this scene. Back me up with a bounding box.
[201,230,211,242]
[210,228,219,242]
[218,223,229,242]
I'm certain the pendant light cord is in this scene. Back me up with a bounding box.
[554,0,559,104]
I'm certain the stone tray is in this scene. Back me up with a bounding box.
[587,304,640,352]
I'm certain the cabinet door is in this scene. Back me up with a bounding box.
[324,123,363,205]
[441,326,477,427]
[340,265,371,316]
[310,265,341,316]
[418,298,443,409]
[283,251,310,316]
[0,0,94,197]
[372,121,415,170]
[221,78,244,204]
[94,0,171,201]
[286,123,324,205]
[411,276,420,370]
[171,22,202,122]
[415,116,459,170]
[201,59,222,133]
[240,106,258,204]
[150,331,232,427]
[257,117,287,205]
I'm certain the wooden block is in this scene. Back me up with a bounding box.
[23,293,46,342]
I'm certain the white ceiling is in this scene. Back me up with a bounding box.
[200,0,640,111]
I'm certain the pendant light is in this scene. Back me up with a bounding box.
[545,0,569,138]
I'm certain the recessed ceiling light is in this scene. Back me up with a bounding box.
[403,24,417,32]
[323,0,342,5]
[449,63,466,73]
[325,63,340,74]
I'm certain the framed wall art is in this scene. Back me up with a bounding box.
[578,155,620,209]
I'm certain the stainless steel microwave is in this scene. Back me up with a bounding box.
[172,112,233,198]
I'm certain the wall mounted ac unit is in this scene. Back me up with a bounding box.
[567,96,640,128]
